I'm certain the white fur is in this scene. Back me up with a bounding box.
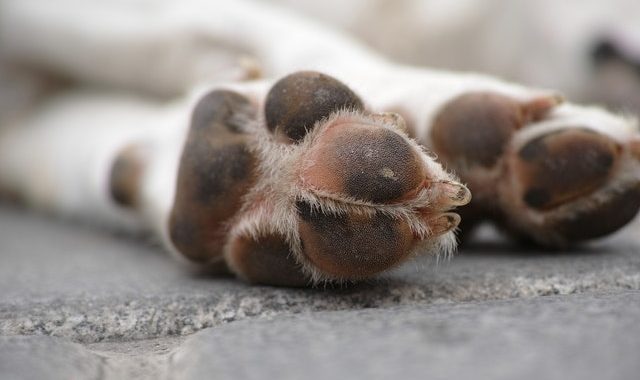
[268,0,640,101]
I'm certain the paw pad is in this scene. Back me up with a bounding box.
[549,186,640,241]
[296,201,415,278]
[301,121,426,203]
[265,71,364,142]
[515,129,619,210]
[431,92,524,168]
[227,233,309,287]
[109,145,146,207]
[169,90,258,262]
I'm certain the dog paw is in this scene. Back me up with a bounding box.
[430,91,640,246]
[168,71,470,285]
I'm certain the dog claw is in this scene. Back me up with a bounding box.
[429,213,461,237]
[434,181,472,208]
[520,93,564,122]
[371,112,409,134]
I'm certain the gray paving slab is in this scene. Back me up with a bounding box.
[0,335,104,380]
[1,207,639,343]
[2,292,638,380]
[171,291,640,380]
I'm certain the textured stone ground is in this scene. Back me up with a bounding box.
[1,206,639,379]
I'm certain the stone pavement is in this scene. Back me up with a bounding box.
[1,206,639,379]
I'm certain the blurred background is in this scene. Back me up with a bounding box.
[2,0,640,126]
[272,0,640,113]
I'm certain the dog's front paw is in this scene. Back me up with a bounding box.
[169,71,470,286]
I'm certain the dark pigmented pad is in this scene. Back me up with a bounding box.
[228,233,309,287]
[265,71,364,142]
[189,142,254,204]
[551,185,640,242]
[296,201,414,279]
[431,92,524,168]
[302,123,425,203]
[109,145,144,208]
[515,128,620,210]
[169,90,258,262]
[191,90,254,134]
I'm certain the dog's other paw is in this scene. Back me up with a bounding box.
[430,91,640,246]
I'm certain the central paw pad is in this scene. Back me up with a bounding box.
[301,120,426,203]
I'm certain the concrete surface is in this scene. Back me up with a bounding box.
[1,206,639,379]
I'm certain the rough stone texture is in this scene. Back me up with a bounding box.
[1,206,640,379]
[0,335,176,380]
[2,293,639,380]
[171,292,640,380]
